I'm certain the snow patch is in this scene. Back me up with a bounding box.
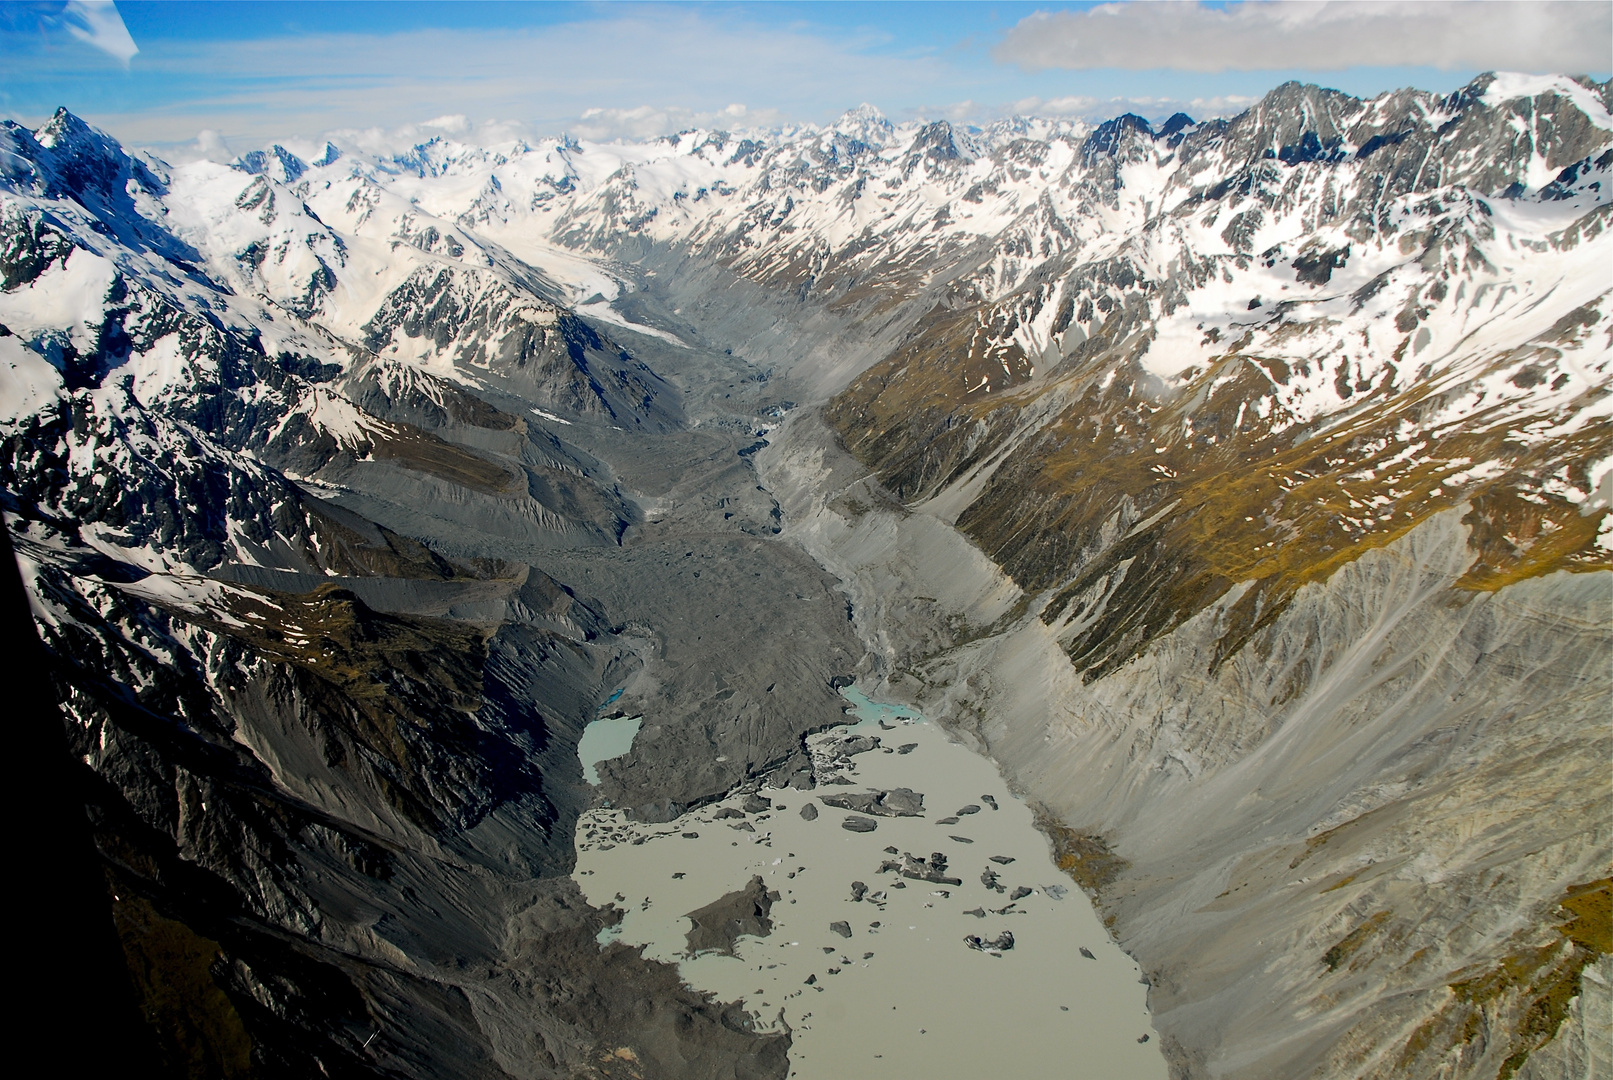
[0,336,64,423]
[531,407,573,426]
[1483,74,1613,132]
[575,301,688,348]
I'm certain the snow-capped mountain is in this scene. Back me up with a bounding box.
[1,103,787,1077]
[275,70,1609,659]
[2,70,1608,1080]
[195,74,1610,618]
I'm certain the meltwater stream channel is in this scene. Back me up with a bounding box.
[573,688,1168,1079]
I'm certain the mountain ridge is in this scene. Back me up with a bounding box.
[2,71,1608,1079]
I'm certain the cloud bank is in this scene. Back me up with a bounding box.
[991,93,1260,122]
[9,1,1607,155]
[996,1,1612,75]
[571,103,787,142]
[35,8,944,148]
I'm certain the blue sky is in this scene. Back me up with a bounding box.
[2,1,1608,154]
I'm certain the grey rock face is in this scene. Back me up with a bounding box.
[17,534,792,1077]
[361,264,683,432]
[637,799,687,824]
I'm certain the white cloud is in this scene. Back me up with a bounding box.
[420,114,471,135]
[996,1,1613,75]
[191,129,230,161]
[318,116,537,161]
[902,100,986,125]
[569,103,785,141]
[1009,96,1100,118]
[73,8,945,148]
[62,1,138,66]
[574,106,689,142]
[151,128,235,165]
[911,93,1261,128]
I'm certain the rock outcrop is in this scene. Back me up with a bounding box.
[685,876,779,957]
[819,787,926,817]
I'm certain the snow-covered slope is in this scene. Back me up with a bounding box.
[2,69,1609,1080]
[1,107,688,577]
[820,75,1612,674]
[211,77,1607,593]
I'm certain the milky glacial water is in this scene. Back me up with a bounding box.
[577,715,643,784]
[573,688,1167,1079]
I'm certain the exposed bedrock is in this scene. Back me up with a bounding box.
[760,410,1613,1080]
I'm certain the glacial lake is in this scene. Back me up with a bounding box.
[573,688,1167,1079]
[577,714,643,785]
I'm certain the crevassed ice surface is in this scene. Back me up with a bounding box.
[572,688,1167,1079]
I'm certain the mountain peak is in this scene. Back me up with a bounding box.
[913,119,975,155]
[832,103,896,148]
[1080,113,1154,165]
[24,106,168,209]
[1478,72,1613,130]
[1157,112,1195,140]
[34,107,96,152]
[235,144,308,184]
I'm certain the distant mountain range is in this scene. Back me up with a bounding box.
[2,70,1608,1079]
